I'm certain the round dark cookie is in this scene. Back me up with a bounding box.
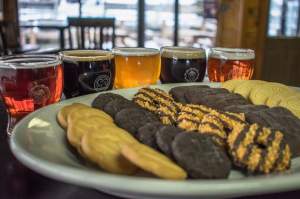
[103,98,139,118]
[155,126,183,158]
[224,104,269,114]
[115,108,159,136]
[172,132,231,179]
[184,88,229,104]
[92,93,125,110]
[136,122,164,149]
[169,85,210,104]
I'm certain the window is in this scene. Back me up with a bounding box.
[18,0,219,49]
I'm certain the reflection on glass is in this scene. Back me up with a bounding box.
[145,0,175,48]
[179,0,218,48]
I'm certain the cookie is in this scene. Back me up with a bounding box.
[169,85,210,104]
[57,103,89,129]
[279,95,300,119]
[265,89,297,107]
[103,98,139,118]
[67,115,115,149]
[67,107,113,125]
[221,79,246,92]
[92,93,125,110]
[81,127,138,175]
[115,108,159,135]
[172,132,231,179]
[224,104,269,114]
[249,82,291,105]
[233,80,265,99]
[184,88,229,105]
[155,126,183,158]
[136,122,164,149]
[121,143,187,180]
[227,124,291,174]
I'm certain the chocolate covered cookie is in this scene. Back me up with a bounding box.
[169,85,210,104]
[156,126,183,158]
[136,122,164,149]
[92,93,125,110]
[172,132,231,179]
[104,98,139,118]
[115,108,159,136]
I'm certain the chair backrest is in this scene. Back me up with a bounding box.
[67,17,116,50]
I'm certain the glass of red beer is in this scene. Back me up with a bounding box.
[0,55,63,135]
[208,48,255,82]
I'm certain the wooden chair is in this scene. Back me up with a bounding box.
[67,17,116,50]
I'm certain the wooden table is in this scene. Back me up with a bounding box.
[20,21,68,50]
[0,100,300,199]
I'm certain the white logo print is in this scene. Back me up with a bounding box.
[184,68,199,82]
[94,74,111,91]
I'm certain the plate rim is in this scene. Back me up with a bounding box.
[9,82,300,197]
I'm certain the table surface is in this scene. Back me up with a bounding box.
[1,100,300,199]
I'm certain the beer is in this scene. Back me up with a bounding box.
[160,47,206,83]
[0,55,63,134]
[208,48,255,82]
[60,50,115,98]
[112,48,160,89]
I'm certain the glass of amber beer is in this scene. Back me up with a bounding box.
[112,47,160,88]
[160,46,206,83]
[208,48,255,82]
[0,55,63,135]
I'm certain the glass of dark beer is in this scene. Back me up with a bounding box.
[0,55,63,135]
[60,50,115,98]
[160,46,206,83]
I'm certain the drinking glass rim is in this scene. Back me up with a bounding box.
[210,47,255,60]
[0,54,61,69]
[60,50,114,62]
[161,46,206,59]
[112,47,159,56]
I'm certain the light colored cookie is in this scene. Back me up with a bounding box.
[81,127,138,175]
[121,144,187,180]
[57,103,89,129]
[67,107,113,124]
[249,82,291,105]
[221,79,246,92]
[265,89,297,107]
[67,116,115,148]
[233,80,265,99]
[279,95,300,118]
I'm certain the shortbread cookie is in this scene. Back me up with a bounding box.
[233,80,265,99]
[67,115,114,148]
[249,83,291,105]
[57,103,89,129]
[81,127,138,175]
[221,79,246,92]
[280,95,300,119]
[67,107,113,125]
[121,143,187,180]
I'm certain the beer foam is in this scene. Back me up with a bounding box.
[112,47,159,56]
[161,47,206,59]
[210,48,255,60]
[0,55,61,69]
[61,50,114,62]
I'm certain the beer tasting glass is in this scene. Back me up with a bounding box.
[112,47,161,88]
[160,46,207,83]
[60,50,115,98]
[0,55,63,135]
[208,48,255,82]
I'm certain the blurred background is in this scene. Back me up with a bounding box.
[1,0,300,86]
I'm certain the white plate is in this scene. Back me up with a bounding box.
[10,83,300,199]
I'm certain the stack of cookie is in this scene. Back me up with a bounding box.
[132,87,292,175]
[57,99,187,180]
